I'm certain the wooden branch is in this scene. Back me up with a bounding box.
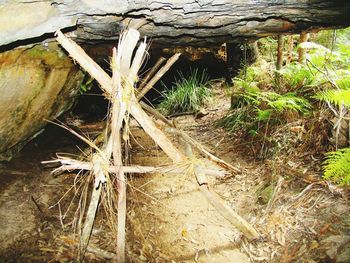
[79,182,102,260]
[61,235,117,260]
[199,186,259,240]
[56,30,113,95]
[134,105,241,174]
[118,29,140,77]
[138,57,166,90]
[166,127,241,174]
[136,53,181,100]
[111,44,128,263]
[46,157,227,177]
[140,101,174,127]
[130,99,185,163]
[182,139,259,240]
[137,104,241,174]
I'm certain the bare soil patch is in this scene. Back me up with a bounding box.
[0,83,350,262]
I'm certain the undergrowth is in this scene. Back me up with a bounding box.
[323,148,350,185]
[218,27,350,184]
[158,69,211,115]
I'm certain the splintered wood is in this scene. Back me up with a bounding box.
[50,28,258,262]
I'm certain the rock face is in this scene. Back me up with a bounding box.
[0,1,350,48]
[0,43,83,160]
[0,0,349,159]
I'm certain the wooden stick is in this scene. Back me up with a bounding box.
[182,138,259,240]
[49,156,227,177]
[79,182,102,260]
[60,236,117,260]
[56,30,113,95]
[111,45,128,263]
[118,29,140,77]
[166,127,241,174]
[137,53,181,100]
[138,57,166,90]
[199,186,259,240]
[133,104,241,174]
[130,99,185,163]
[140,101,174,127]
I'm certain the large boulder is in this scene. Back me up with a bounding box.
[0,43,83,160]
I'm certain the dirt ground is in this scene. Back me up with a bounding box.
[1,83,350,262]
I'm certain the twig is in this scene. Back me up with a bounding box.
[56,30,113,95]
[130,99,185,163]
[138,57,166,90]
[79,182,102,260]
[31,196,45,215]
[166,127,241,173]
[137,53,181,100]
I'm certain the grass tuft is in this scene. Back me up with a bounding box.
[158,69,211,115]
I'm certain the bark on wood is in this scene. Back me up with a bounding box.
[276,35,284,70]
[286,35,294,65]
[298,31,310,64]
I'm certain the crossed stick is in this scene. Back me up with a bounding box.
[48,29,258,262]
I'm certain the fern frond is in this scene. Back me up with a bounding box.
[335,74,350,90]
[278,62,322,89]
[314,89,350,108]
[323,148,350,185]
[252,91,311,113]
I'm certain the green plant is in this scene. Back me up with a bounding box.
[314,89,350,108]
[249,91,311,113]
[217,108,251,133]
[220,90,311,134]
[158,69,211,115]
[323,147,350,185]
[79,73,95,95]
[278,62,321,90]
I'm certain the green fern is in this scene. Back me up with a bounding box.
[242,91,311,113]
[233,77,260,93]
[220,90,310,134]
[278,62,321,89]
[336,74,350,90]
[314,89,350,108]
[323,148,350,185]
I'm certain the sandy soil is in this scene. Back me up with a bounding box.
[0,84,350,262]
